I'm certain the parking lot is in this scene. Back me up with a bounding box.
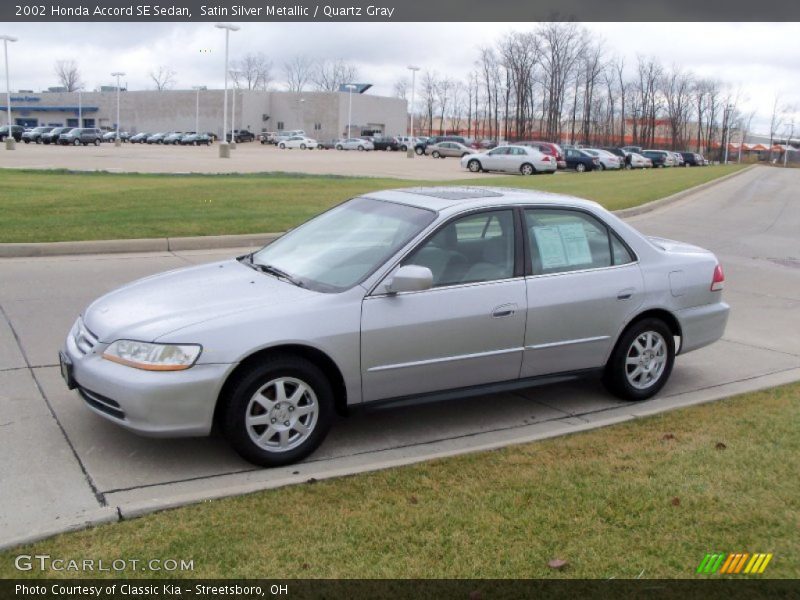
[1,166,799,549]
[1,141,500,180]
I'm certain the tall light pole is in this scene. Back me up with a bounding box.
[722,103,734,164]
[77,87,82,127]
[407,65,419,158]
[111,71,125,147]
[1,34,18,151]
[229,69,242,149]
[345,83,356,139]
[784,121,795,168]
[192,85,205,134]
[215,22,239,158]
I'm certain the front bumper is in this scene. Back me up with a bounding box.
[63,330,232,437]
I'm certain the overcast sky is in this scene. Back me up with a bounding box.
[2,21,798,134]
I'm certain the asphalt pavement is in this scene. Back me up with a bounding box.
[1,165,798,549]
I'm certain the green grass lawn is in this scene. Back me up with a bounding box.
[2,381,796,579]
[0,165,746,243]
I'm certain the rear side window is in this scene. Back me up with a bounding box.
[525,209,634,275]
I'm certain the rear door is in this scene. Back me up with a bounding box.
[521,207,644,377]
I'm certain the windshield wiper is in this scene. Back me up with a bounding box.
[252,262,304,288]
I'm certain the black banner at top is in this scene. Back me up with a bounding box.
[3,0,800,22]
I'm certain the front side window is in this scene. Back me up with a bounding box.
[488,147,508,156]
[405,210,516,287]
[252,198,435,293]
[526,209,633,275]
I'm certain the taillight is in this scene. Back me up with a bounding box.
[711,264,725,291]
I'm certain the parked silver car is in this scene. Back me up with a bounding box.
[61,187,729,466]
[335,138,374,151]
[462,145,557,175]
[583,148,622,170]
[425,141,476,159]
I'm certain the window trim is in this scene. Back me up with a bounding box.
[520,205,639,278]
[369,206,525,296]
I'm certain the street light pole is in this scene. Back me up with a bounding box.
[77,88,82,127]
[407,65,419,158]
[229,69,242,149]
[1,34,18,151]
[192,85,204,134]
[111,71,125,147]
[345,83,356,139]
[215,23,239,158]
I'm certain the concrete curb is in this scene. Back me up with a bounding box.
[614,164,756,218]
[0,506,118,552]
[0,166,757,258]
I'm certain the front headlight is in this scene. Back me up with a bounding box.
[102,340,202,371]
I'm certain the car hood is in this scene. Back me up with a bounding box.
[83,259,315,343]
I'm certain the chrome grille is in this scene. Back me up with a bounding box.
[73,320,98,355]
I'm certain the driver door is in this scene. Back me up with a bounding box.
[361,209,527,402]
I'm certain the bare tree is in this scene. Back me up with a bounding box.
[233,52,273,90]
[663,67,694,150]
[392,78,408,100]
[421,71,439,136]
[284,55,313,92]
[312,59,359,92]
[54,60,81,92]
[149,66,176,91]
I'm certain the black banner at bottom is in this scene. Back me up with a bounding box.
[3,579,799,600]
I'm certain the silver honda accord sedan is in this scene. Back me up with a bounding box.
[60,187,729,467]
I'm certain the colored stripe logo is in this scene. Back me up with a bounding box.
[697,553,773,574]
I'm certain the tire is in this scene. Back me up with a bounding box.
[603,318,675,401]
[300,144,306,149]
[94,139,101,146]
[575,162,586,173]
[415,147,424,155]
[520,163,535,176]
[336,145,343,150]
[598,163,606,171]
[73,139,81,146]
[357,145,365,151]
[36,139,41,144]
[279,143,285,149]
[467,159,482,173]
[223,356,334,467]
[400,145,407,151]
[23,139,30,144]
[431,150,440,158]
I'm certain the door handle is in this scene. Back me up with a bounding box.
[492,303,517,318]
[617,288,635,300]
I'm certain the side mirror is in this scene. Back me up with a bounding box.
[385,265,433,294]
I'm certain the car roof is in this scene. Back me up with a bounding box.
[363,186,603,212]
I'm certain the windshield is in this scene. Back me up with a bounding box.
[252,197,436,292]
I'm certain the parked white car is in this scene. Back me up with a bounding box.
[628,152,653,169]
[336,138,374,151]
[278,136,319,150]
[584,148,622,170]
[462,145,557,175]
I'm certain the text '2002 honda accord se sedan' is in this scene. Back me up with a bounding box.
[60,187,729,467]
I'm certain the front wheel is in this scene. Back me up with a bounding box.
[94,139,101,146]
[603,318,675,401]
[336,145,343,150]
[300,144,306,149]
[431,150,440,158]
[357,145,365,151]
[520,163,535,176]
[223,356,334,467]
[73,139,81,146]
[400,145,407,152]
[467,159,482,173]
[279,143,285,149]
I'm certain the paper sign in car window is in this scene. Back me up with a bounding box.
[558,222,593,266]
[533,225,568,269]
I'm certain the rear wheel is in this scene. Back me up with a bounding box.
[358,145,365,151]
[336,145,343,150]
[279,143,286,149]
[603,318,675,401]
[415,146,424,155]
[223,356,334,467]
[94,139,101,146]
[73,139,81,146]
[520,163,535,176]
[576,162,586,173]
[300,143,306,149]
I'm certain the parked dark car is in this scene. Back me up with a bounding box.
[564,147,600,172]
[22,126,54,144]
[180,133,212,146]
[102,131,128,142]
[41,126,72,144]
[0,125,25,142]
[680,152,706,166]
[59,128,103,146]
[129,132,150,144]
[226,129,255,143]
[414,135,472,155]
[317,140,337,150]
[641,150,670,168]
[146,132,169,144]
[164,132,186,145]
[602,147,634,169]
[370,136,401,151]
[516,140,567,169]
